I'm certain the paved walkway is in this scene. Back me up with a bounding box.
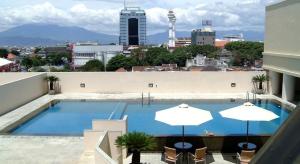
[0,136,84,164]
[124,153,236,164]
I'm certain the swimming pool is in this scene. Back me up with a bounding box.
[10,99,290,136]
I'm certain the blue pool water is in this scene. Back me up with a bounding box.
[11,99,290,136]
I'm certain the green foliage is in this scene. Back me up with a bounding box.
[225,41,264,66]
[46,52,71,66]
[106,55,134,71]
[144,47,169,66]
[34,47,42,54]
[153,52,174,66]
[10,50,20,56]
[252,74,269,90]
[116,132,156,164]
[45,75,59,90]
[31,67,46,72]
[115,132,156,151]
[0,48,9,58]
[45,75,59,82]
[82,59,104,72]
[107,45,222,71]
[21,56,46,69]
[185,45,220,58]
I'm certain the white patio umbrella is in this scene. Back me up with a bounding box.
[219,102,279,145]
[155,104,213,148]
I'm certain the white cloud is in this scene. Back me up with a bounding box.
[0,0,283,35]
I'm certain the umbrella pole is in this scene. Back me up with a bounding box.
[182,126,185,148]
[246,120,249,147]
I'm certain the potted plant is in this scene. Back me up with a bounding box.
[45,75,59,95]
[252,74,269,94]
[116,132,156,164]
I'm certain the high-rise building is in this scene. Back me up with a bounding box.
[191,20,215,46]
[120,7,146,46]
[168,10,176,48]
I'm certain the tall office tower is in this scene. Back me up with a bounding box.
[168,10,176,48]
[191,20,215,46]
[120,7,146,46]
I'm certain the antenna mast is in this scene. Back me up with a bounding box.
[124,0,126,8]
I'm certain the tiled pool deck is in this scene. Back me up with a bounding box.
[0,135,84,164]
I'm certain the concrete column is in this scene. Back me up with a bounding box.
[270,71,281,95]
[282,74,295,102]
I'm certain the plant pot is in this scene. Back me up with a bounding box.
[256,89,265,94]
[49,90,56,95]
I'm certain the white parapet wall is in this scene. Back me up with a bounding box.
[51,72,264,94]
[84,116,127,164]
[0,73,48,116]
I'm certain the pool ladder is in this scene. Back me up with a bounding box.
[246,91,257,103]
[142,92,151,106]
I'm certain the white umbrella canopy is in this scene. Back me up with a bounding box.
[219,102,279,121]
[219,102,279,147]
[155,104,213,126]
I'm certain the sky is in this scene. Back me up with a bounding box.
[0,0,282,35]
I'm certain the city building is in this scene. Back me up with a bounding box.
[120,7,146,46]
[72,43,123,68]
[168,10,176,48]
[175,37,191,47]
[223,34,245,42]
[44,45,71,55]
[263,0,300,104]
[191,20,216,46]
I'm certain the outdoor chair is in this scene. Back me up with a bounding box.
[164,146,182,164]
[237,150,255,164]
[188,147,207,164]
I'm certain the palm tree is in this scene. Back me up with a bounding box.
[115,132,156,164]
[45,75,59,91]
[252,74,269,91]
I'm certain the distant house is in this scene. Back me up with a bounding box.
[186,54,228,71]
[215,40,229,49]
[7,53,17,62]
[116,67,127,72]
[72,43,123,68]
[0,58,19,72]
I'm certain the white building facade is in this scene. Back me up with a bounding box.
[264,0,300,104]
[72,43,123,68]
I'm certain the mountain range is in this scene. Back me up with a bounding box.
[0,24,264,46]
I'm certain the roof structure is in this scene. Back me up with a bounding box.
[0,58,13,67]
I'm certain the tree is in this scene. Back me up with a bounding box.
[10,50,20,56]
[0,48,9,58]
[106,55,133,71]
[131,48,146,66]
[116,132,156,164]
[46,52,71,66]
[45,76,59,90]
[252,74,269,90]
[153,52,175,66]
[144,47,169,66]
[21,56,33,69]
[225,41,264,66]
[185,45,220,58]
[34,47,42,54]
[82,59,104,72]
[172,47,190,67]
[21,56,45,70]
